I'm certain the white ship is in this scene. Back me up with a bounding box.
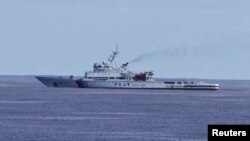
[36,48,219,90]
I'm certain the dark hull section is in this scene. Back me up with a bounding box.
[75,80,86,88]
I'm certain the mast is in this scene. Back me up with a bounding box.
[108,44,119,69]
[108,45,118,63]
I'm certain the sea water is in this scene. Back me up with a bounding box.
[0,76,249,141]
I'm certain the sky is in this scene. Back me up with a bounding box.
[0,0,250,79]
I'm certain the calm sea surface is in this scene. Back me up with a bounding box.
[0,76,250,141]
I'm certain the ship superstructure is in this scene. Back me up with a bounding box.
[84,48,153,81]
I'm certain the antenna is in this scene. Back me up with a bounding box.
[108,44,119,63]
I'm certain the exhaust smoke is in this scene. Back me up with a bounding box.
[129,45,213,64]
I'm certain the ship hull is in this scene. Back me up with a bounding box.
[36,76,219,90]
[83,80,219,90]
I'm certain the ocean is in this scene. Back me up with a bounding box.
[0,76,249,141]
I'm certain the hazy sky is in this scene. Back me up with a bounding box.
[1,0,250,79]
